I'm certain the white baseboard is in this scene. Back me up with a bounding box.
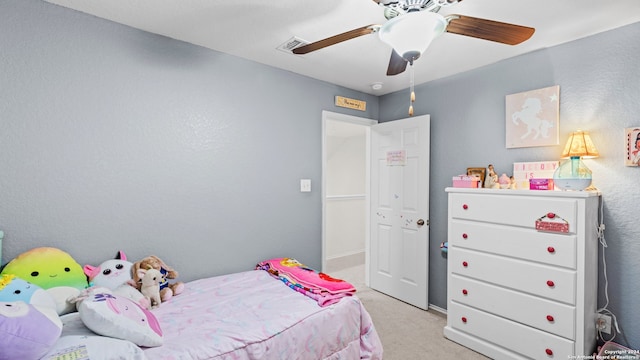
[325,252,365,272]
[428,304,447,315]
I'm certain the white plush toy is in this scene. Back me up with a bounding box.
[83,251,151,310]
[140,268,163,309]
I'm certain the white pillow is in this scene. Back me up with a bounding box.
[77,288,163,347]
[47,286,80,315]
[59,312,94,337]
[41,335,148,360]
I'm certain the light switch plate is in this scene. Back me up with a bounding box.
[300,179,311,192]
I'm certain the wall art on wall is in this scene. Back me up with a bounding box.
[625,127,640,166]
[505,85,560,148]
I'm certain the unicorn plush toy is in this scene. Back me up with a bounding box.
[84,251,150,309]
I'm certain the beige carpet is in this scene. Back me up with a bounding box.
[331,265,489,360]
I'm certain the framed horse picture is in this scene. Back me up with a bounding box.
[505,85,560,148]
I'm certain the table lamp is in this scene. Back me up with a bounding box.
[553,130,599,190]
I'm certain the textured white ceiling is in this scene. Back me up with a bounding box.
[43,0,640,95]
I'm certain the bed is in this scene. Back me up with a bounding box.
[51,269,383,359]
[0,270,382,360]
[0,248,382,359]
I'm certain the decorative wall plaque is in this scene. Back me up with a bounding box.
[535,212,569,233]
[335,96,366,111]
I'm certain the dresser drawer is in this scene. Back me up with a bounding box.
[449,219,577,269]
[450,248,576,304]
[450,274,576,339]
[448,301,575,359]
[449,193,578,232]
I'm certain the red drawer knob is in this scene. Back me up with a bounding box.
[462,261,468,267]
[462,233,468,239]
[462,289,468,295]
[547,246,555,253]
[545,348,553,356]
[461,317,467,323]
[463,204,468,210]
[547,280,555,287]
[546,315,554,322]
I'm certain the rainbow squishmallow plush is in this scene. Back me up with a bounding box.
[1,247,87,289]
[1,247,88,314]
[0,274,56,310]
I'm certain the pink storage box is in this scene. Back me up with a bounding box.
[529,178,554,190]
[452,175,480,188]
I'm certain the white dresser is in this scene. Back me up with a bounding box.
[444,188,600,359]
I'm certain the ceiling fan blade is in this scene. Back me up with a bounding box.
[292,25,380,54]
[445,15,535,45]
[386,49,408,76]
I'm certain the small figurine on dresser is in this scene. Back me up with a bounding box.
[485,164,499,189]
[509,175,517,189]
[499,173,511,189]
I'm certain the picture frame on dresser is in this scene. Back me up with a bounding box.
[466,167,486,188]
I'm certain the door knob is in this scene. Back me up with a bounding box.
[417,219,425,226]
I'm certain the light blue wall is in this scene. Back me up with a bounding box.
[380,22,640,348]
[0,0,378,280]
[2,0,639,350]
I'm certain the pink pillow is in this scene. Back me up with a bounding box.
[77,288,163,347]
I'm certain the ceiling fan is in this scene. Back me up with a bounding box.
[292,0,535,77]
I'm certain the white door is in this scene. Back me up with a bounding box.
[369,115,430,309]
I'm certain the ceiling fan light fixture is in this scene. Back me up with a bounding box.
[378,11,447,61]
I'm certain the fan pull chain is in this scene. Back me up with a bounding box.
[408,64,415,116]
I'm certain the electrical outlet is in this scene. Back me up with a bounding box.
[596,314,612,334]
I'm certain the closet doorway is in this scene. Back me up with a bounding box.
[321,111,376,281]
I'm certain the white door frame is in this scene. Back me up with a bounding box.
[321,110,377,284]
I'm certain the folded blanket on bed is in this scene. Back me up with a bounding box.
[256,258,356,307]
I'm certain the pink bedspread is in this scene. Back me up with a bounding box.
[141,270,383,360]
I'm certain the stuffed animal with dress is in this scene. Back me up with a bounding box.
[0,247,88,314]
[83,251,150,309]
[139,268,163,309]
[132,256,184,302]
